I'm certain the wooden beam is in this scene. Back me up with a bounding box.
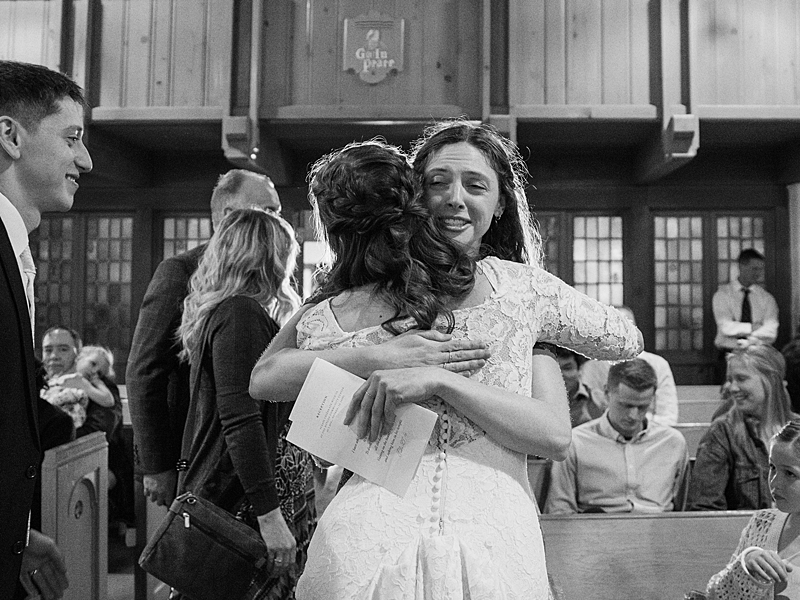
[781,144,800,184]
[221,116,291,186]
[636,114,699,183]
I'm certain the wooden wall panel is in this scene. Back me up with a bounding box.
[0,0,61,69]
[509,0,651,111]
[690,0,800,110]
[566,0,602,104]
[125,0,154,107]
[262,0,294,111]
[99,0,126,107]
[265,0,482,117]
[96,0,232,110]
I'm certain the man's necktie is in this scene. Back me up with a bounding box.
[740,288,752,324]
[19,245,36,340]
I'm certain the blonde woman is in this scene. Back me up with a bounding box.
[688,345,797,511]
[177,208,313,598]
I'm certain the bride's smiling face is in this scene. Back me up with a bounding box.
[422,142,505,257]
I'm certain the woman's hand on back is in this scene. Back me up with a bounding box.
[375,330,490,373]
[257,508,296,576]
[345,366,446,441]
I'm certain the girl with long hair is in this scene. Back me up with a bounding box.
[706,419,800,598]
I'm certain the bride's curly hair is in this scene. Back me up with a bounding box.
[178,208,301,362]
[307,139,475,333]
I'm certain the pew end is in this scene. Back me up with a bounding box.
[541,510,753,600]
[41,431,109,600]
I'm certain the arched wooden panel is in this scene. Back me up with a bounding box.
[0,0,62,68]
[263,0,483,119]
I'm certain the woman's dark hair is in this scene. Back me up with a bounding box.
[409,119,543,266]
[307,139,475,333]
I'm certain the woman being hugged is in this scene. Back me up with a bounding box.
[688,345,796,511]
[251,127,641,600]
[177,208,313,598]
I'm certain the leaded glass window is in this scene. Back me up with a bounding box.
[653,216,704,352]
[572,215,623,305]
[84,216,134,369]
[162,216,211,260]
[30,216,74,336]
[717,216,765,285]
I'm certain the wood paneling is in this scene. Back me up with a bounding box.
[263,0,483,119]
[689,0,800,115]
[96,0,232,110]
[0,0,62,68]
[509,0,652,116]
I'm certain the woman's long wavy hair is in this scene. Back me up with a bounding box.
[178,208,301,362]
[307,139,475,333]
[409,118,544,267]
[726,345,795,448]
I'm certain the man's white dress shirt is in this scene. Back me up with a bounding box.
[712,280,778,350]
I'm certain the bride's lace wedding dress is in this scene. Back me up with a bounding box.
[295,257,641,600]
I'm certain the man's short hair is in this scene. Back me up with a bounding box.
[551,345,588,368]
[607,358,657,393]
[42,325,82,351]
[0,61,86,130]
[209,170,276,225]
[738,248,765,264]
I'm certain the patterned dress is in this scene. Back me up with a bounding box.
[294,257,642,600]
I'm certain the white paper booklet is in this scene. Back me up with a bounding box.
[286,358,438,497]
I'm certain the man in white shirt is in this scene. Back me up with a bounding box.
[0,60,92,600]
[545,358,688,514]
[712,248,778,380]
[581,306,679,426]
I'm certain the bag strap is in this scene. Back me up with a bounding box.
[177,319,212,487]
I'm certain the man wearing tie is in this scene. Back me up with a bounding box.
[0,60,92,600]
[712,248,779,381]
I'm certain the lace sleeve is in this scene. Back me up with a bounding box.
[527,268,643,361]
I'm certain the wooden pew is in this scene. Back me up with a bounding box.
[674,422,711,458]
[541,511,753,600]
[677,385,723,423]
[41,432,109,600]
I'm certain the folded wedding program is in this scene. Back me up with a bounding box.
[286,358,438,496]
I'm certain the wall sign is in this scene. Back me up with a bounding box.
[343,11,404,84]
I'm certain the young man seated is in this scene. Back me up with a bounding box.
[553,346,604,427]
[545,358,689,514]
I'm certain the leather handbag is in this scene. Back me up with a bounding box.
[138,491,273,600]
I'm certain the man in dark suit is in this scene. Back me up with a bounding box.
[127,169,281,507]
[0,60,92,600]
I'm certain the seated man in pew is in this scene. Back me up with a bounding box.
[545,358,689,514]
[553,346,604,427]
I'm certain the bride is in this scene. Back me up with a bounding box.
[251,124,642,599]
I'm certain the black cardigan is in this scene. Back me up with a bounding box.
[179,296,289,515]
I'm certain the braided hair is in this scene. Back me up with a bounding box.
[307,139,475,333]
